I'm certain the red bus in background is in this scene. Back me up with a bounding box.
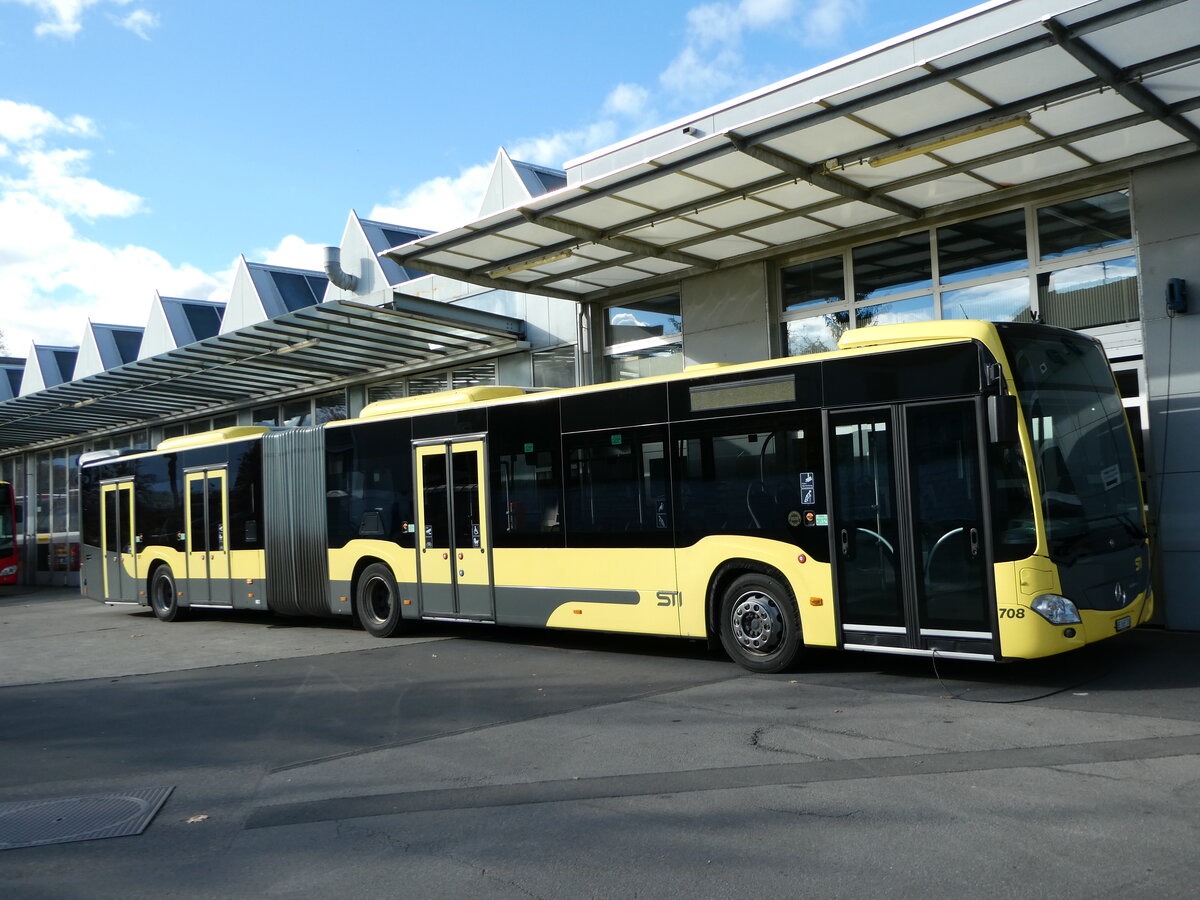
[0,481,18,584]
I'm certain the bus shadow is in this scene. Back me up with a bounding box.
[117,604,1200,703]
[793,627,1200,703]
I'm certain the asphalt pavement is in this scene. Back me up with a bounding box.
[1,584,1198,899]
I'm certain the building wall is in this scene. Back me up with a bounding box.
[1132,154,1200,630]
[680,261,772,365]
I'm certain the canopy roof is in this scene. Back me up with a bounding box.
[384,0,1199,303]
[0,297,525,452]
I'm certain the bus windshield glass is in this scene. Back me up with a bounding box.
[1000,329,1143,563]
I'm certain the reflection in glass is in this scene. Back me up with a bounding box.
[1038,256,1138,329]
[532,346,576,388]
[782,255,843,311]
[1038,191,1132,259]
[606,343,683,381]
[853,233,932,301]
[451,363,497,390]
[36,452,50,536]
[605,294,682,346]
[314,391,347,425]
[782,311,850,356]
[408,373,448,395]
[941,278,1032,322]
[856,294,934,329]
[938,209,1027,283]
[281,399,310,427]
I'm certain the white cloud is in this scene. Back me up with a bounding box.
[660,0,860,106]
[510,120,619,169]
[803,0,862,44]
[116,7,157,39]
[603,83,651,119]
[6,147,142,219]
[255,234,326,272]
[0,99,94,144]
[3,0,122,38]
[1,0,157,39]
[368,163,493,234]
[0,98,220,354]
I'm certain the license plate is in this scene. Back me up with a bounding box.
[1115,616,1132,632]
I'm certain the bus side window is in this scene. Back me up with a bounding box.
[563,427,667,540]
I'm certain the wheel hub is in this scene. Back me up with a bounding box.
[731,591,783,653]
[364,576,393,623]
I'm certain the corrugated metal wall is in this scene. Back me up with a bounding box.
[262,426,330,617]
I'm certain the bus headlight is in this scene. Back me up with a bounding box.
[0,565,16,578]
[1031,594,1082,625]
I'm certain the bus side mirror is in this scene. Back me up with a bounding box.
[14,503,23,525]
[988,395,1019,444]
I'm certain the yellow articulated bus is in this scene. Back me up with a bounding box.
[80,320,1151,672]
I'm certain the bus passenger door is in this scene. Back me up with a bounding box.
[185,469,232,607]
[415,440,494,620]
[830,400,994,658]
[100,481,135,600]
[904,400,992,652]
[829,410,905,636]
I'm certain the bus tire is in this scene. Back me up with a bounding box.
[150,565,184,623]
[355,563,405,638]
[718,572,802,673]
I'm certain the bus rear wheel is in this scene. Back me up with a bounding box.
[355,563,405,638]
[150,565,184,623]
[718,573,802,673]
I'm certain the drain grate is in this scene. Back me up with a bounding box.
[0,787,174,850]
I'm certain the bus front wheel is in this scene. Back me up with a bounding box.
[355,563,405,638]
[718,573,802,673]
[150,565,184,623]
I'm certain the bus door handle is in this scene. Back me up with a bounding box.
[839,528,849,556]
[969,527,980,559]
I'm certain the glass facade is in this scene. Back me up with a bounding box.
[603,293,684,382]
[779,189,1137,356]
[369,363,500,402]
[532,346,576,389]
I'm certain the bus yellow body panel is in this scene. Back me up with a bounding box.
[676,537,838,646]
[993,555,1152,659]
[494,547,680,636]
[328,541,418,586]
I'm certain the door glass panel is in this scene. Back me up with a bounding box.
[104,490,118,553]
[832,413,903,627]
[117,488,132,554]
[906,403,989,632]
[207,477,224,552]
[189,479,206,551]
[451,450,480,549]
[422,455,448,549]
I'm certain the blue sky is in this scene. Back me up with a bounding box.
[0,0,972,356]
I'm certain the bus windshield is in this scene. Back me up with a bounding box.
[1000,328,1143,563]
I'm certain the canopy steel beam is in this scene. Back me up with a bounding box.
[520,212,717,270]
[728,136,923,219]
[1044,18,1200,148]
